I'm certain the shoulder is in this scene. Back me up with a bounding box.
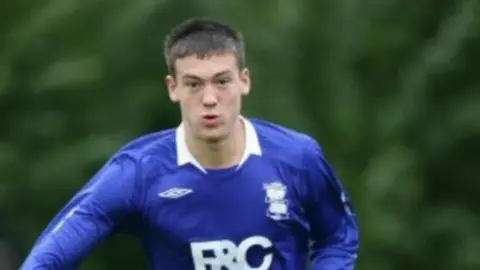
[116,128,176,157]
[250,118,323,169]
[109,128,178,178]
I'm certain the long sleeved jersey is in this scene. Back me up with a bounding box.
[20,117,359,269]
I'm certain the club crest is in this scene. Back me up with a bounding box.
[263,182,289,220]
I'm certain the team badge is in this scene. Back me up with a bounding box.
[263,182,289,220]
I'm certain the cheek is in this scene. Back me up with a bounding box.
[179,91,197,106]
[181,95,206,119]
[224,88,242,104]
[179,97,195,114]
[232,92,243,108]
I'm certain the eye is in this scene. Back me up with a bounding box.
[185,81,202,91]
[215,78,231,89]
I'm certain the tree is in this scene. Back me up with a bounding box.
[1,0,479,269]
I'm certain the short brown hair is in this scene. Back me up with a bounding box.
[163,17,245,75]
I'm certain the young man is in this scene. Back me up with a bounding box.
[20,17,359,269]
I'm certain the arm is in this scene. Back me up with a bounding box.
[302,139,359,270]
[20,155,139,270]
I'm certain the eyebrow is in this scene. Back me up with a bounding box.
[181,71,232,81]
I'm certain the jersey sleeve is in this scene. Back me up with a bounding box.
[19,154,140,270]
[301,138,359,270]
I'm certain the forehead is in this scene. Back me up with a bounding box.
[174,53,238,78]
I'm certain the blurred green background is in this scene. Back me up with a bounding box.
[1,0,479,269]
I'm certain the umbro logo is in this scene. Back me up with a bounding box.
[158,187,193,199]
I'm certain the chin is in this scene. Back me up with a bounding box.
[200,129,228,143]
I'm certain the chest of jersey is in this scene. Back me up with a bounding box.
[142,158,308,246]
[139,158,312,269]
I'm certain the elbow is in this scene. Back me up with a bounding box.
[331,214,359,252]
[20,252,64,270]
[311,217,360,263]
[334,217,360,255]
[311,238,359,260]
[310,235,359,270]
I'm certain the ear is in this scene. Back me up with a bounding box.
[165,74,179,102]
[239,68,251,96]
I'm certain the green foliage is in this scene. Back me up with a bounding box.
[1,0,479,269]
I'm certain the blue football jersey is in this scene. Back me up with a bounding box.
[20,117,359,270]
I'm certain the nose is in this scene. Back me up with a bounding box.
[201,86,218,107]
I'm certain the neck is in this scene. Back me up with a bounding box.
[186,118,245,169]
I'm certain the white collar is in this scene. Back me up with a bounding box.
[175,116,262,173]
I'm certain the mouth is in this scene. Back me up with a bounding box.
[201,114,220,127]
